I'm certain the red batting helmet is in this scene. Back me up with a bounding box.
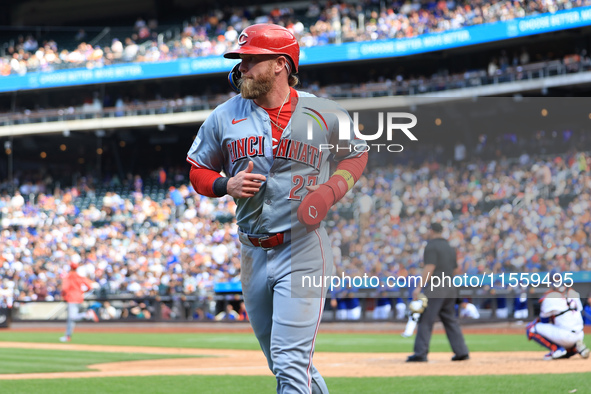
[224,24,300,73]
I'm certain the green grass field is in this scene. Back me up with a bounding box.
[0,331,542,353]
[0,348,195,374]
[1,374,590,394]
[0,331,586,393]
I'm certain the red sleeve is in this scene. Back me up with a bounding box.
[190,165,222,198]
[336,151,368,181]
[320,151,368,204]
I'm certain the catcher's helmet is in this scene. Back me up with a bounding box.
[224,24,299,73]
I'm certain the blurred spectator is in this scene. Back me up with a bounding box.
[169,186,185,219]
[23,35,38,52]
[459,300,481,319]
[346,295,362,320]
[495,297,509,319]
[454,142,466,162]
[33,278,48,301]
[111,38,124,60]
[100,301,119,320]
[372,296,392,320]
[123,37,139,61]
[193,307,214,320]
[513,289,529,320]
[215,303,239,321]
[237,301,248,321]
[129,302,152,319]
[333,297,348,320]
[583,295,591,325]
[1,129,591,324]
[4,1,591,76]
[395,298,408,320]
[75,29,87,42]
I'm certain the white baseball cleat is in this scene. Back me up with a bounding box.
[551,347,568,360]
[576,340,590,359]
[59,336,70,342]
[544,347,569,360]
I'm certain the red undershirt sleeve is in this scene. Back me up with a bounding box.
[190,165,222,198]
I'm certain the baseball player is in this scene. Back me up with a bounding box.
[186,24,367,393]
[395,297,407,320]
[526,285,590,360]
[60,260,99,342]
[513,287,529,320]
[459,299,480,319]
[373,295,393,320]
[345,292,362,320]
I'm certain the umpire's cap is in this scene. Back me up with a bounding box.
[430,222,443,233]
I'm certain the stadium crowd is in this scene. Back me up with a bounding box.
[1,128,590,322]
[2,0,590,76]
[331,150,591,281]
[3,45,589,124]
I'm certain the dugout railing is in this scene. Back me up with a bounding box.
[7,282,591,325]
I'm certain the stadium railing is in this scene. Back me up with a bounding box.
[3,57,590,129]
[9,279,590,324]
[0,99,214,127]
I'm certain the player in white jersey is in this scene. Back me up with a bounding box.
[526,286,590,360]
[187,24,367,393]
[459,300,480,319]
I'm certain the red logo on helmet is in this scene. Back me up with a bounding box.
[238,32,248,46]
[224,24,300,73]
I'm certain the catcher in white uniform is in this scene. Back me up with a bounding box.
[526,286,590,360]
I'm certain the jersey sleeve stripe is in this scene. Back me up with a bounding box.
[186,156,206,168]
[306,229,326,393]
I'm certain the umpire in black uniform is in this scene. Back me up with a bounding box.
[406,222,470,362]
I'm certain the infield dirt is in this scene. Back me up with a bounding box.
[0,342,589,380]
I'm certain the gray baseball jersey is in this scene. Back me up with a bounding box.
[186,91,365,236]
[186,91,365,394]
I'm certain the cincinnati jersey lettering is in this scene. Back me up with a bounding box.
[228,135,265,163]
[275,138,322,171]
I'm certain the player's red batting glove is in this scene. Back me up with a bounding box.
[297,184,336,232]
